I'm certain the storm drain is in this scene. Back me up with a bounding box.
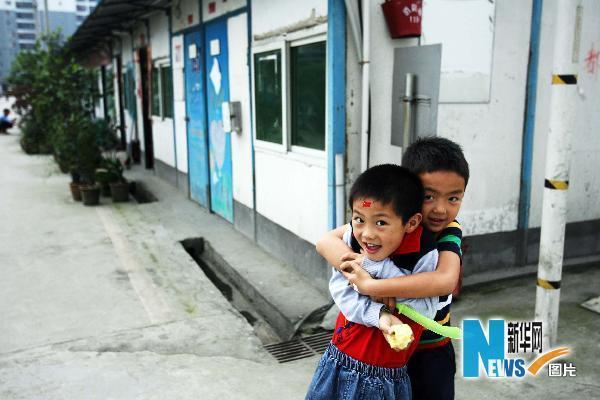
[130,181,158,204]
[264,330,332,363]
[181,237,282,344]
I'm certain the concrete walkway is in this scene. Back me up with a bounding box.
[0,131,318,399]
[1,117,599,398]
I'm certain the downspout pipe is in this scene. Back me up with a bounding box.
[247,0,258,242]
[344,0,362,61]
[517,0,543,265]
[327,0,346,229]
[360,0,370,172]
[167,8,179,189]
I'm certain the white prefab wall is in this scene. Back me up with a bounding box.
[256,150,328,244]
[203,0,246,22]
[150,13,176,168]
[228,13,253,209]
[368,0,531,236]
[150,13,170,59]
[422,0,496,103]
[112,57,121,129]
[251,0,328,244]
[95,70,104,119]
[172,34,188,174]
[252,0,326,37]
[529,0,600,227]
[367,0,417,169]
[172,0,200,33]
[118,35,136,145]
[133,23,147,153]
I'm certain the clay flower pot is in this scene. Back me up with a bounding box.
[80,184,101,206]
[69,182,82,202]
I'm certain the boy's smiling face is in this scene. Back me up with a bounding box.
[419,171,466,233]
[351,198,420,261]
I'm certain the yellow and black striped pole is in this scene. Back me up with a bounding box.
[535,0,582,349]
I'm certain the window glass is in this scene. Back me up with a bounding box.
[254,50,282,144]
[161,66,173,119]
[290,41,326,150]
[151,66,160,116]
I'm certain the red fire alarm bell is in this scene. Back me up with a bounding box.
[381,0,423,38]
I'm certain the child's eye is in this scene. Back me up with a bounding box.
[449,196,461,203]
[375,220,387,226]
[424,194,434,201]
[353,216,364,224]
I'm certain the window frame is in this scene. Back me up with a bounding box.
[151,59,173,121]
[151,65,161,117]
[160,65,174,119]
[251,30,327,162]
[288,34,327,157]
[251,41,288,154]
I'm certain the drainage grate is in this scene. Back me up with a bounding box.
[264,331,332,363]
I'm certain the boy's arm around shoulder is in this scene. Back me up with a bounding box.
[316,224,357,270]
[329,266,384,328]
[346,224,463,298]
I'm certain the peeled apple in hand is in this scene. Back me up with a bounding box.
[384,323,413,350]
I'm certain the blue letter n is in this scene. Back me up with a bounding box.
[463,319,504,378]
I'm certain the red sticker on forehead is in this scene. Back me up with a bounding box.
[362,200,372,208]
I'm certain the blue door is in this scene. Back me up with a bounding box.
[185,30,210,207]
[204,19,233,222]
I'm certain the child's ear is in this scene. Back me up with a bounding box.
[405,213,422,233]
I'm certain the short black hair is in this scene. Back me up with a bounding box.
[2,109,9,114]
[348,164,423,222]
[402,137,469,186]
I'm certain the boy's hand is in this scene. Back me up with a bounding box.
[341,261,374,293]
[340,251,365,265]
[382,317,414,351]
[371,296,396,312]
[378,311,403,335]
[331,251,364,272]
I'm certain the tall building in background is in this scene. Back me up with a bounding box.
[0,2,19,90]
[75,0,96,27]
[15,1,37,51]
[0,0,96,92]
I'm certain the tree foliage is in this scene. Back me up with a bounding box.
[7,31,118,182]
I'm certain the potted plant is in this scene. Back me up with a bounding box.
[53,115,86,202]
[74,117,103,206]
[69,171,82,201]
[80,182,101,206]
[95,161,120,197]
[106,157,130,202]
[92,120,122,198]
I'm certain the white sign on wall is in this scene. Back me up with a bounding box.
[188,44,197,59]
[172,35,185,102]
[421,0,496,103]
[210,39,221,56]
